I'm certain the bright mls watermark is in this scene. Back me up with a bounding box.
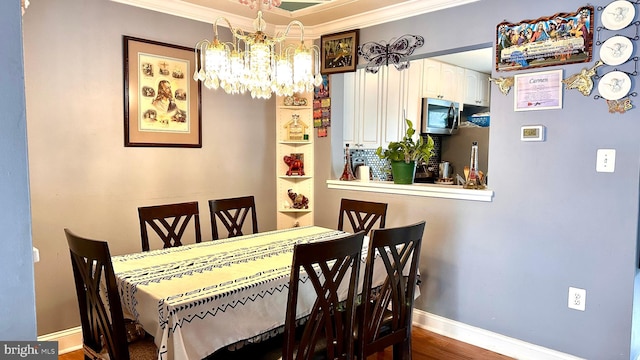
[1,341,57,359]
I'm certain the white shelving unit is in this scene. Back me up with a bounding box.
[276,98,314,229]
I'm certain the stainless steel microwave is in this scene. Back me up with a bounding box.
[421,97,459,135]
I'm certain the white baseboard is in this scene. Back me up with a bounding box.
[412,309,584,360]
[38,326,82,354]
[41,312,585,359]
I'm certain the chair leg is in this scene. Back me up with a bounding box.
[405,336,412,359]
[392,339,411,360]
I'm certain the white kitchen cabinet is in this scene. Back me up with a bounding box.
[463,69,491,107]
[382,61,424,145]
[403,60,424,143]
[343,62,425,149]
[342,71,357,146]
[382,65,404,146]
[421,59,464,102]
[359,68,383,148]
[342,68,382,148]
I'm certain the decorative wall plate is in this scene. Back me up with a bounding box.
[601,0,635,30]
[598,71,631,100]
[600,35,633,66]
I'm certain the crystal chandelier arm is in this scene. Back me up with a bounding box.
[272,20,305,43]
[286,20,305,40]
[193,39,210,81]
[310,44,321,82]
[212,17,246,49]
[209,18,246,55]
[212,17,236,38]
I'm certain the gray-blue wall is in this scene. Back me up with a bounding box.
[9,0,640,358]
[0,0,37,340]
[314,1,640,359]
[22,0,277,337]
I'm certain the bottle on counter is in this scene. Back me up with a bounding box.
[340,143,356,181]
[463,141,484,189]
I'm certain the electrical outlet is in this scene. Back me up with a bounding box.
[568,287,586,311]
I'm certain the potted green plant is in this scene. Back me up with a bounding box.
[375,119,435,184]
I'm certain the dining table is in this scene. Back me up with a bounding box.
[111,225,397,360]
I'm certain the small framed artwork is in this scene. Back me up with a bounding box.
[514,69,563,111]
[521,125,545,141]
[123,36,202,147]
[320,30,359,75]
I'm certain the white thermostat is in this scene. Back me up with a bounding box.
[521,125,545,141]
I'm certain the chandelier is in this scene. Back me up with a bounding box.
[193,8,322,99]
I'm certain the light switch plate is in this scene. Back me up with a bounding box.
[596,149,615,173]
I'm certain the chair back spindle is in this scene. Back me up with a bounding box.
[284,231,365,360]
[138,201,201,251]
[66,229,159,360]
[208,196,258,240]
[357,221,426,360]
[338,198,388,235]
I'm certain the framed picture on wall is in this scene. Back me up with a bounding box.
[495,6,593,72]
[123,36,202,147]
[320,29,359,75]
[514,69,563,111]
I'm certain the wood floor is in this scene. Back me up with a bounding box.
[58,326,513,360]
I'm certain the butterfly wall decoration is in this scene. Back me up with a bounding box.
[606,97,633,114]
[357,34,424,74]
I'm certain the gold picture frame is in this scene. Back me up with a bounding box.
[123,36,201,147]
[320,29,359,75]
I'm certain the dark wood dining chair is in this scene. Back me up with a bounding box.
[207,231,365,360]
[138,201,202,251]
[65,229,157,360]
[208,195,258,240]
[356,221,426,360]
[337,198,388,235]
[282,231,365,360]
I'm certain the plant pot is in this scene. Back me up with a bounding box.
[390,160,416,184]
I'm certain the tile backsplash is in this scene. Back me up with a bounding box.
[347,135,442,181]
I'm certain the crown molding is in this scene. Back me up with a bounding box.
[111,0,479,39]
[306,0,479,38]
[110,0,261,33]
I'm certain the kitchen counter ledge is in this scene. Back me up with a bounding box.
[326,179,494,202]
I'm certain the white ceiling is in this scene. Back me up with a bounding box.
[111,0,492,73]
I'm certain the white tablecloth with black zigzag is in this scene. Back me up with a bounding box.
[112,226,363,360]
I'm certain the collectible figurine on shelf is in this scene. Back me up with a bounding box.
[288,189,309,209]
[284,155,305,176]
[285,114,308,141]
